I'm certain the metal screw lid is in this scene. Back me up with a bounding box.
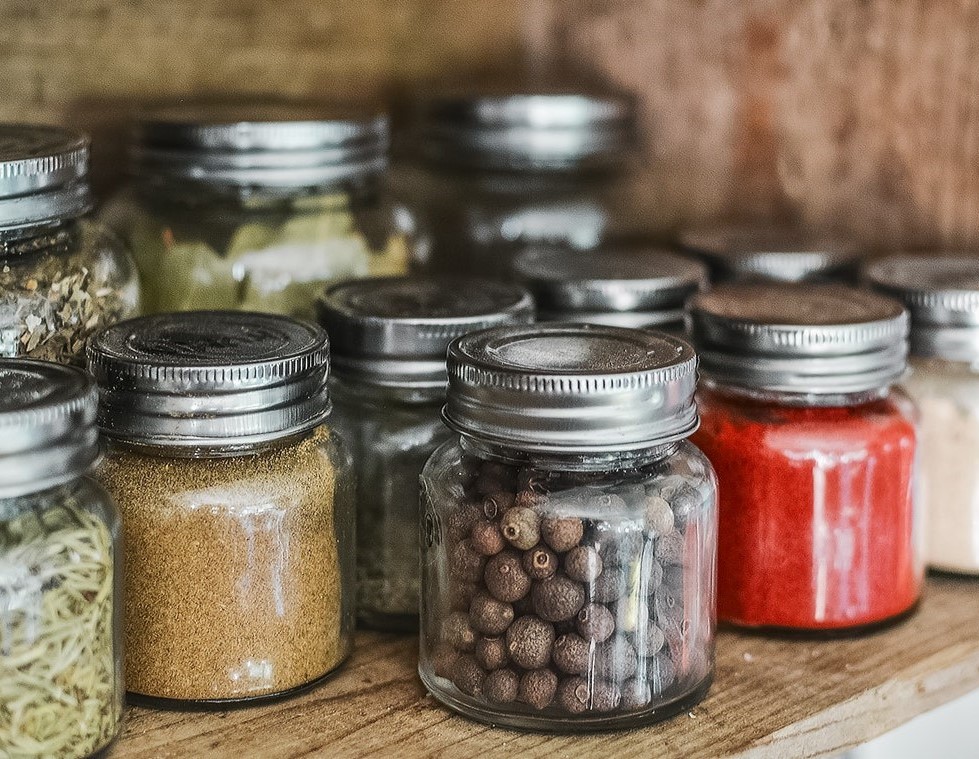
[0,360,99,498]
[0,124,92,229]
[689,284,908,394]
[444,323,699,453]
[87,311,331,451]
[318,276,535,388]
[132,102,389,187]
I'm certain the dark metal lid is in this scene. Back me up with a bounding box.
[88,311,331,450]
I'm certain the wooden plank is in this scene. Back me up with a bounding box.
[106,575,979,758]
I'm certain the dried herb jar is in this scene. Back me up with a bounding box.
[319,277,534,631]
[101,104,410,321]
[689,285,922,632]
[89,311,354,706]
[0,360,123,758]
[419,324,718,730]
[0,124,139,366]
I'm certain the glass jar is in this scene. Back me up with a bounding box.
[511,243,706,333]
[866,255,979,574]
[0,360,123,758]
[689,284,922,632]
[88,311,354,706]
[419,324,717,731]
[0,124,139,366]
[319,277,534,631]
[101,104,410,321]
[401,93,644,278]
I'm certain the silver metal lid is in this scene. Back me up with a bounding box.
[88,311,331,450]
[0,360,99,498]
[444,323,699,453]
[418,93,636,171]
[133,102,389,187]
[678,224,860,283]
[690,284,908,394]
[318,276,534,388]
[0,124,92,229]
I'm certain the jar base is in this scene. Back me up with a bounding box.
[358,609,419,632]
[720,600,920,639]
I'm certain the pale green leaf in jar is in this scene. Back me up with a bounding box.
[152,241,239,312]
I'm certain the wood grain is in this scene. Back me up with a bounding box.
[106,575,979,759]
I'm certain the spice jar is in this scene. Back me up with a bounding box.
[511,243,706,332]
[101,104,410,320]
[0,360,123,758]
[0,124,139,365]
[689,284,922,632]
[866,255,979,575]
[401,93,643,278]
[89,311,353,705]
[419,324,718,730]
[318,276,534,631]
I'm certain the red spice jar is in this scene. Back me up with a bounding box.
[689,284,923,632]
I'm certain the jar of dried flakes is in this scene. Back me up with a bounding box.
[89,311,354,705]
[0,360,123,759]
[0,124,139,366]
[419,323,717,731]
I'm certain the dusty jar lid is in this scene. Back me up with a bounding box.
[417,93,636,172]
[511,245,706,328]
[689,284,908,394]
[0,124,92,229]
[318,276,535,388]
[0,360,99,498]
[444,323,698,453]
[132,102,389,187]
[88,311,331,450]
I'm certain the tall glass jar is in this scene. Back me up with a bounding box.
[88,311,354,706]
[101,104,410,320]
[319,277,534,631]
[400,93,644,278]
[419,324,717,731]
[0,124,139,365]
[0,360,123,758]
[689,284,922,632]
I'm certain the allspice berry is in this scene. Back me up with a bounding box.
[485,550,532,603]
[644,494,675,537]
[447,502,482,544]
[653,585,683,628]
[501,507,540,550]
[450,539,487,583]
[655,531,684,565]
[541,516,583,553]
[556,676,590,714]
[518,669,558,710]
[514,489,547,511]
[450,654,486,697]
[443,611,477,653]
[532,574,586,622]
[621,678,651,710]
[471,520,506,556]
[475,636,509,671]
[482,491,515,520]
[589,565,626,603]
[631,620,665,657]
[449,582,478,612]
[522,545,558,580]
[431,645,460,679]
[505,615,555,669]
[648,652,677,695]
[552,633,591,675]
[593,637,638,682]
[576,603,615,643]
[565,545,603,583]
[470,592,514,636]
[590,681,622,713]
[484,668,520,704]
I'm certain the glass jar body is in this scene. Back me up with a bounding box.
[330,379,452,630]
[418,437,717,731]
[693,383,923,632]
[0,218,140,366]
[0,478,124,758]
[95,425,355,705]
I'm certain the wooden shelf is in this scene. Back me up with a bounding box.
[107,576,979,758]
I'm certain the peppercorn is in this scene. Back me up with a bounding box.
[644,494,676,537]
[565,545,603,583]
[481,491,515,520]
[522,544,558,580]
[484,550,531,603]
[450,539,487,583]
[576,603,615,643]
[501,507,540,550]
[431,645,460,679]
[620,678,651,710]
[505,615,554,669]
[593,637,638,682]
[484,668,520,704]
[471,520,506,556]
[648,652,676,695]
[447,501,482,544]
[470,592,514,636]
[443,611,477,653]
[450,654,485,697]
[552,633,591,675]
[589,565,626,603]
[631,620,665,657]
[518,669,558,710]
[532,574,586,622]
[475,636,509,671]
[556,676,590,714]
[540,516,583,553]
[655,531,684,565]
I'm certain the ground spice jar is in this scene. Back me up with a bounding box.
[88,311,353,705]
[689,284,922,632]
[0,360,123,758]
[318,276,534,630]
[419,323,718,730]
[866,255,979,575]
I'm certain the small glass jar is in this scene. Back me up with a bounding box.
[511,243,706,333]
[866,255,979,574]
[319,277,534,631]
[400,93,644,278]
[0,124,139,366]
[101,104,410,321]
[419,324,717,731]
[689,284,923,632]
[0,360,123,758]
[88,311,354,706]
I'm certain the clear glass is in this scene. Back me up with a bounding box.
[0,478,124,758]
[419,436,717,731]
[903,356,979,574]
[693,382,923,632]
[0,218,140,366]
[95,424,355,705]
[100,174,411,320]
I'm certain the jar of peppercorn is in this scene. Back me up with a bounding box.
[689,284,922,633]
[419,323,718,730]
